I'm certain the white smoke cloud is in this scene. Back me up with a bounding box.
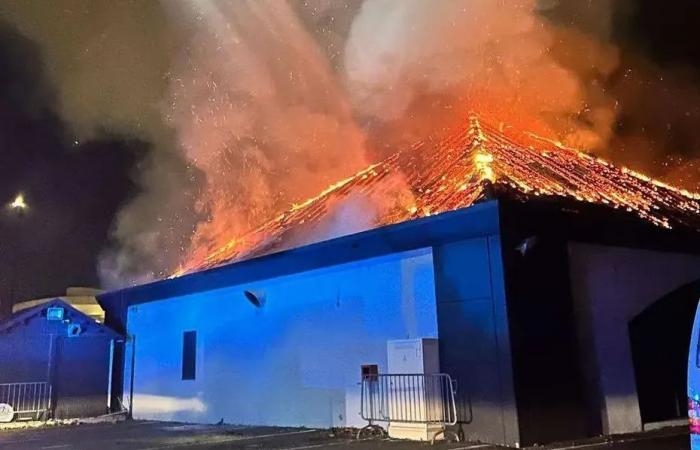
[161,0,369,266]
[0,0,634,286]
[282,172,415,249]
[344,0,619,150]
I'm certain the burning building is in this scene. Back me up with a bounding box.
[174,114,700,275]
[99,115,700,446]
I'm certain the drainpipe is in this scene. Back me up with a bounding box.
[46,333,56,419]
[128,334,136,420]
[107,338,114,413]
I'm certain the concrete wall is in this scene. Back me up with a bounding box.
[125,248,438,427]
[434,236,518,446]
[568,243,700,434]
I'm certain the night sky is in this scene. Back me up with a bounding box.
[0,23,142,314]
[1,1,700,316]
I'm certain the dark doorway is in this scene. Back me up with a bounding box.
[629,280,700,424]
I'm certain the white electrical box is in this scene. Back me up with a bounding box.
[387,338,439,374]
[386,338,444,441]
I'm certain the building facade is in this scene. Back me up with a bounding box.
[0,299,121,419]
[100,198,700,447]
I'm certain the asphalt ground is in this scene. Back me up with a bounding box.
[0,420,690,450]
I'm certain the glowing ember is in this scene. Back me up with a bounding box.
[474,152,495,182]
[173,114,700,277]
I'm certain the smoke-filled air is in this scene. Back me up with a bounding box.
[1,0,699,287]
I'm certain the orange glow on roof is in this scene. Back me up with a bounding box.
[172,114,700,277]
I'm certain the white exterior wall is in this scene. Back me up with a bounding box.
[125,248,437,427]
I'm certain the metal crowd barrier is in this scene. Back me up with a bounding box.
[0,382,52,421]
[358,373,458,443]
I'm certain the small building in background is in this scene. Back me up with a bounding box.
[0,298,121,420]
[13,287,105,323]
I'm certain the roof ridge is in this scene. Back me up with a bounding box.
[173,113,700,276]
[0,298,120,336]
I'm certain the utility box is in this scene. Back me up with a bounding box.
[386,338,443,441]
[387,338,439,374]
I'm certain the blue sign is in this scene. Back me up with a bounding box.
[46,307,64,321]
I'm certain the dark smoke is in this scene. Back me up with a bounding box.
[0,1,204,286]
[0,21,140,312]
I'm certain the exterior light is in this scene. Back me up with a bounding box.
[8,193,28,212]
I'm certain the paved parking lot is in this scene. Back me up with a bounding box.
[0,420,690,450]
[0,421,493,450]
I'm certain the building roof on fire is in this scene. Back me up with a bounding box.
[175,114,700,275]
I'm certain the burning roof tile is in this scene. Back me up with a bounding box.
[173,114,700,276]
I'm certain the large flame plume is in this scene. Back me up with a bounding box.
[173,114,700,276]
[169,0,623,279]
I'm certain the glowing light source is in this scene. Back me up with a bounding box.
[8,193,27,212]
[474,152,495,182]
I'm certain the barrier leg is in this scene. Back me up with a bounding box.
[356,421,386,440]
[431,428,461,445]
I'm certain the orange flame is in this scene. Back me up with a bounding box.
[173,114,700,277]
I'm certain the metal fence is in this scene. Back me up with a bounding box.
[358,373,458,442]
[0,382,52,421]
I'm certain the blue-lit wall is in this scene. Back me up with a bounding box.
[125,248,437,427]
[433,236,518,446]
